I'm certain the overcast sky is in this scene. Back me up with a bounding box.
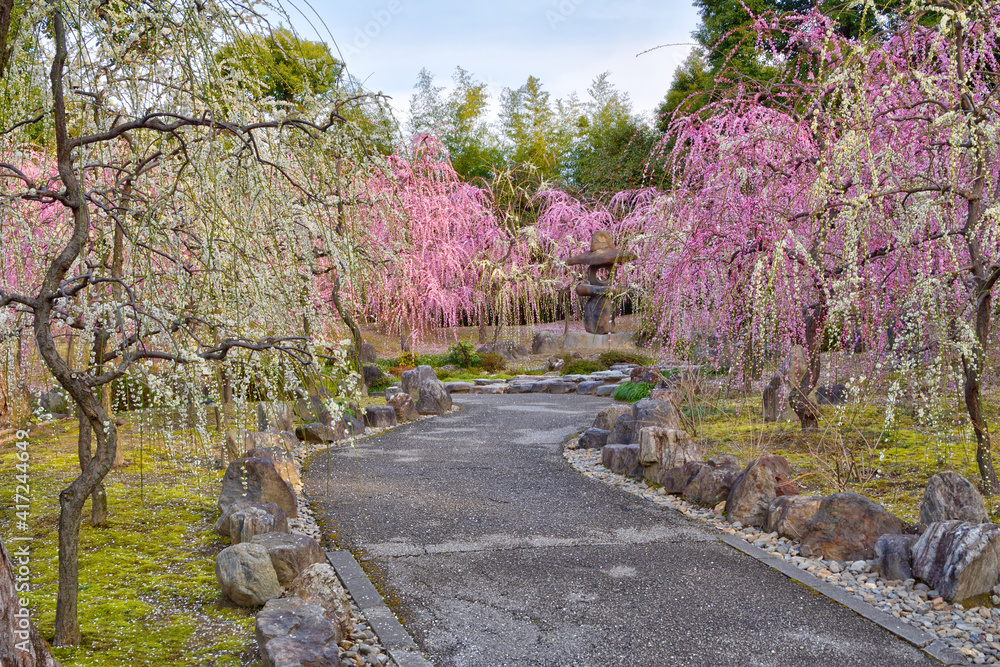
[282,0,701,124]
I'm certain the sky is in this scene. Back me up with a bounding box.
[281,0,701,124]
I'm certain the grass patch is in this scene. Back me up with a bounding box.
[612,382,654,403]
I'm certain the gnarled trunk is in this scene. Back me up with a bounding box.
[1,536,62,667]
[963,289,998,494]
[790,306,823,430]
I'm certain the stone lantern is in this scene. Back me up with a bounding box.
[567,231,635,335]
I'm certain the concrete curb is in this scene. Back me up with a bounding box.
[327,550,434,667]
[717,534,968,665]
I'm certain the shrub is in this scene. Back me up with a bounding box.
[368,375,394,392]
[562,359,606,375]
[415,353,450,367]
[435,368,453,380]
[480,353,506,373]
[446,341,480,368]
[396,351,416,367]
[613,382,654,403]
[599,350,653,367]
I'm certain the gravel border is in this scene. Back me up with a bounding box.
[564,446,987,666]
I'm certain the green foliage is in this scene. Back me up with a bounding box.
[499,75,578,181]
[480,353,506,373]
[613,382,654,403]
[445,340,480,368]
[562,359,606,375]
[395,351,417,368]
[367,375,394,392]
[598,350,653,367]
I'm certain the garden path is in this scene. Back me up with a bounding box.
[306,393,940,667]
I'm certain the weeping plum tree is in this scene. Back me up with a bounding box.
[0,0,369,646]
[635,1,1000,487]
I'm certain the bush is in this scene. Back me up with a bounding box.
[415,353,450,367]
[446,341,479,368]
[368,375,395,392]
[435,367,453,380]
[613,382,654,403]
[480,353,506,373]
[598,350,653,367]
[562,359,606,375]
[396,351,416,367]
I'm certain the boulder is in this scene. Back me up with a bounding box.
[293,396,331,426]
[532,331,561,355]
[601,444,643,477]
[340,414,366,437]
[765,495,823,540]
[477,341,529,359]
[229,507,276,544]
[638,427,703,486]
[215,501,288,537]
[362,365,385,389]
[257,402,294,433]
[384,386,404,401]
[919,471,989,526]
[256,598,341,667]
[547,356,565,372]
[631,398,682,437]
[246,457,298,519]
[387,392,420,423]
[816,384,848,405]
[607,414,633,445]
[251,533,326,586]
[800,492,903,561]
[912,520,1000,602]
[630,366,663,384]
[593,405,631,431]
[874,534,919,582]
[595,385,617,397]
[363,405,397,429]
[578,428,609,450]
[577,381,604,395]
[762,375,781,422]
[359,341,378,363]
[661,460,710,495]
[247,444,301,489]
[543,381,576,394]
[215,542,281,606]
[287,564,353,640]
[682,456,741,506]
[38,388,68,417]
[294,422,343,444]
[402,365,453,415]
[444,381,475,394]
[725,454,797,527]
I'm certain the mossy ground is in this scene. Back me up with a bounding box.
[0,419,258,666]
[686,390,1000,523]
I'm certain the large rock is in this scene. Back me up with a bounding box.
[215,501,288,537]
[287,564,353,640]
[401,365,453,415]
[340,414,366,437]
[294,422,343,444]
[601,444,643,477]
[362,365,385,389]
[912,521,1000,602]
[387,392,420,423]
[251,533,326,586]
[800,492,903,561]
[638,427,703,486]
[215,542,282,606]
[607,414,633,445]
[816,384,847,405]
[577,428,609,450]
[593,405,631,431]
[225,428,297,463]
[257,402,294,433]
[920,471,989,526]
[577,381,604,395]
[630,366,663,384]
[37,388,68,417]
[765,495,823,540]
[219,458,298,518]
[229,507,277,544]
[762,375,781,422]
[359,341,378,363]
[293,395,332,426]
[874,534,919,582]
[631,398,681,437]
[363,405,397,429]
[660,460,711,495]
[725,454,796,527]
[682,456,741,506]
[256,598,341,667]
[247,444,301,489]
[444,381,475,394]
[532,331,561,355]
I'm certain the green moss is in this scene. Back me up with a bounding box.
[0,423,257,666]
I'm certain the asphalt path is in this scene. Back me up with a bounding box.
[305,393,939,667]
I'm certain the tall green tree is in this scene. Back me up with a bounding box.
[498,75,575,181]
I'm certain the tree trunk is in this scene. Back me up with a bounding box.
[791,307,823,430]
[1,536,62,667]
[400,320,412,354]
[77,414,108,526]
[964,289,999,494]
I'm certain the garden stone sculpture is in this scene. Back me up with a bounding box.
[567,231,635,335]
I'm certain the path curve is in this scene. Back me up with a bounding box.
[306,393,940,667]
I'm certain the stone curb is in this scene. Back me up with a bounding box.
[717,534,968,665]
[327,550,433,667]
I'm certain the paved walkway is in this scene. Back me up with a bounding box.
[305,394,940,667]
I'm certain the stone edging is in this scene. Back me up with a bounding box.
[563,447,973,666]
